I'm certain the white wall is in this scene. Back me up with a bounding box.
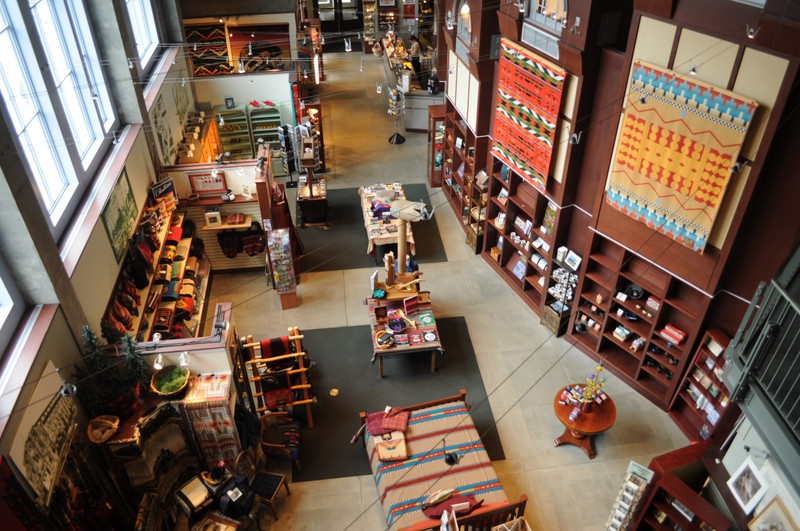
[192,72,294,127]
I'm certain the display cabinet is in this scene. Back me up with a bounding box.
[267,228,298,309]
[441,103,489,249]
[363,0,377,50]
[427,103,446,188]
[248,106,282,151]
[669,329,739,442]
[635,474,731,531]
[482,158,563,316]
[568,232,712,409]
[177,112,220,165]
[464,178,486,254]
[213,104,253,160]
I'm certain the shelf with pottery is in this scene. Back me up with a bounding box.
[568,233,711,409]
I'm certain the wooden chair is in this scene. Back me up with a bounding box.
[259,411,301,471]
[233,447,290,525]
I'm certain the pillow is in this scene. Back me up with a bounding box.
[365,411,392,436]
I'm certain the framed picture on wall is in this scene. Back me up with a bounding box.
[102,168,138,263]
[189,171,228,196]
[748,496,798,530]
[727,456,769,515]
[379,0,395,6]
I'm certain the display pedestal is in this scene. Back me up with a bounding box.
[280,292,299,309]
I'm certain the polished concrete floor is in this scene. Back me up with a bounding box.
[206,52,688,531]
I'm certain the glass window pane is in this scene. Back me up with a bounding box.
[59,75,92,155]
[32,1,70,84]
[0,31,38,131]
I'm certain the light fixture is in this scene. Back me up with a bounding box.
[152,332,162,343]
[180,77,186,88]
[211,168,220,177]
[314,52,321,84]
[179,351,190,367]
[112,131,119,145]
[515,0,527,13]
[376,82,382,94]
[638,95,647,104]
[300,99,306,109]
[153,354,164,370]
[320,34,325,45]
[569,131,583,145]
[445,12,454,31]
[248,41,253,56]
[689,63,697,76]
[360,58,363,72]
[193,42,198,52]
[344,38,352,52]
[127,58,134,69]
[59,382,77,397]
[746,24,760,39]
[91,91,98,101]
[238,59,245,74]
[218,114,225,126]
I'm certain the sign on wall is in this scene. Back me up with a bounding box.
[492,38,566,191]
[604,60,757,254]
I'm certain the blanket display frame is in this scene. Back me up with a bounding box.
[239,326,315,427]
[604,60,757,253]
[357,390,527,530]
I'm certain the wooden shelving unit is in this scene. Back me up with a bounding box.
[248,106,282,151]
[213,104,253,160]
[669,329,739,442]
[441,102,489,253]
[568,232,712,409]
[427,103,446,188]
[636,474,731,531]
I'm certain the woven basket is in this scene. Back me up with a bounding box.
[150,365,190,398]
[87,415,119,444]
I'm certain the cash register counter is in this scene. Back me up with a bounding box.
[380,43,443,131]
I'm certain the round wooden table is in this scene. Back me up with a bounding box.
[552,384,617,459]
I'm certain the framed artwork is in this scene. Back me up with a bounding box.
[189,171,228,196]
[564,250,582,271]
[102,168,138,263]
[379,0,395,5]
[204,211,222,228]
[749,497,799,531]
[224,96,235,109]
[727,456,769,515]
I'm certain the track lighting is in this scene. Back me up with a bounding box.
[181,77,186,87]
[60,382,77,397]
[128,58,134,69]
[689,63,697,76]
[746,24,760,39]
[344,38,352,52]
[445,12,454,31]
[112,131,119,145]
[376,82,382,94]
[218,114,225,126]
[193,42,197,52]
[179,351,190,367]
[515,0,527,13]
[248,42,253,56]
[238,59,245,74]
[153,354,164,370]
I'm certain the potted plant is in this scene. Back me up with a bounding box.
[75,325,149,418]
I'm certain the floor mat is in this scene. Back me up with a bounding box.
[294,184,447,273]
[291,316,504,482]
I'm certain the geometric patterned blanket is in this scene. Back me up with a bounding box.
[492,38,566,191]
[605,60,757,253]
[366,401,506,530]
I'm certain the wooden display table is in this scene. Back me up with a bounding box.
[359,183,415,263]
[552,384,616,459]
[367,295,443,378]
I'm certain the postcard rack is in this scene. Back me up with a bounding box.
[240,326,314,428]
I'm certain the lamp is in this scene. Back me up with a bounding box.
[153,354,164,370]
[689,63,697,75]
[746,24,760,39]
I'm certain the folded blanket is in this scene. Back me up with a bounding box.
[382,407,410,432]
[366,411,393,436]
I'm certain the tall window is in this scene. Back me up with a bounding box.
[125,0,159,70]
[0,255,23,358]
[0,0,116,236]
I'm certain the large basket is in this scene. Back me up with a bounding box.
[87,415,119,444]
[150,365,190,398]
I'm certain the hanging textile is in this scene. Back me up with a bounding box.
[604,60,758,253]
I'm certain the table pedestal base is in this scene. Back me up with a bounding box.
[553,427,597,459]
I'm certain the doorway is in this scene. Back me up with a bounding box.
[317,0,363,38]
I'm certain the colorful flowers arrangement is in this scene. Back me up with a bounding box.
[583,363,606,403]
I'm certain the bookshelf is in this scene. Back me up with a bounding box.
[213,104,253,160]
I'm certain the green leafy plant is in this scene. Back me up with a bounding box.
[75,325,147,418]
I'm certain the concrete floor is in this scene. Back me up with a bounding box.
[206,52,688,531]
